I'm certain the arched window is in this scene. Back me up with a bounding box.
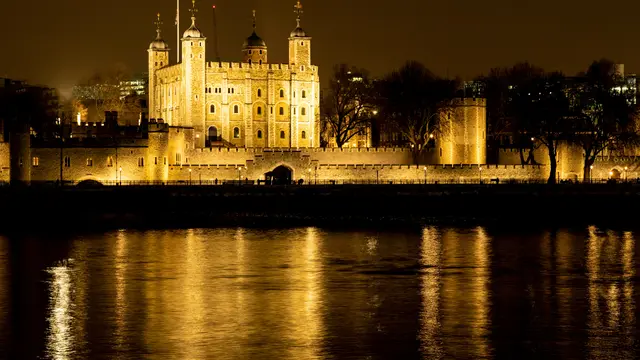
[301,131,307,139]
[279,89,284,98]
[259,60,262,65]
[293,108,296,115]
[233,127,240,139]
[257,89,262,97]
[301,107,306,116]
[257,130,263,139]
[233,105,239,114]
[248,59,252,65]
[208,126,218,142]
[257,106,262,115]
[302,90,306,98]
[279,107,284,115]
[210,104,216,113]
[280,131,286,139]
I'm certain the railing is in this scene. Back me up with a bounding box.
[11,178,638,187]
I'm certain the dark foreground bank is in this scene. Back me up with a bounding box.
[0,183,638,231]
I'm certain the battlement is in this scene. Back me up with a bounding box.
[316,164,543,170]
[206,62,318,72]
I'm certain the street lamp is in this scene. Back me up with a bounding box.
[423,166,427,184]
[189,168,192,185]
[589,165,593,183]
[119,167,122,186]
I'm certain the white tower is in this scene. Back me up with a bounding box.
[182,0,206,147]
[148,13,170,120]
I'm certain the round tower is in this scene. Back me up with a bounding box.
[288,1,311,68]
[242,10,268,65]
[148,13,170,120]
[182,0,207,148]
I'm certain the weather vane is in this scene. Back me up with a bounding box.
[155,13,163,37]
[190,0,198,18]
[294,1,303,27]
[252,10,256,30]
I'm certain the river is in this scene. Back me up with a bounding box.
[0,226,638,359]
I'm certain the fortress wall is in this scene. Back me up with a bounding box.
[30,147,150,183]
[0,143,9,182]
[167,162,548,182]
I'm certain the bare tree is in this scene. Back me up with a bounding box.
[321,64,376,148]
[570,59,639,181]
[378,61,458,157]
[509,71,572,183]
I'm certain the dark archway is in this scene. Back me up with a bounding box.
[208,126,219,142]
[610,169,621,180]
[76,179,103,188]
[266,165,293,185]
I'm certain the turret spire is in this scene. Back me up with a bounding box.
[294,1,303,28]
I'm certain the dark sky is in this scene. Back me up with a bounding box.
[1,0,639,95]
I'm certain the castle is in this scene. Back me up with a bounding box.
[12,1,635,185]
[148,1,320,149]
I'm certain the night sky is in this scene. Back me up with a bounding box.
[1,0,639,95]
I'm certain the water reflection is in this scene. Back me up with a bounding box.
[0,237,8,358]
[0,227,637,359]
[586,226,636,359]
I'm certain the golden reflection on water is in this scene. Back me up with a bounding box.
[0,237,7,347]
[420,226,491,359]
[419,226,443,359]
[586,226,636,358]
[113,230,127,355]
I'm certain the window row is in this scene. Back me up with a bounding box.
[202,88,308,99]
[50,156,168,168]
[209,104,308,116]
[229,128,307,140]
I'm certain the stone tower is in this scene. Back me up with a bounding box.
[182,0,206,147]
[288,1,311,68]
[242,11,268,64]
[148,13,170,120]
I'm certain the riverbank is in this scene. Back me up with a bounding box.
[1,183,638,232]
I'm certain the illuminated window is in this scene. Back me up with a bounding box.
[257,106,262,115]
[302,90,306,98]
[301,107,306,115]
[280,131,286,139]
[86,158,93,167]
[257,130,263,139]
[233,127,240,139]
[279,89,284,98]
[257,89,262,97]
[32,157,39,167]
[107,157,113,167]
[279,107,284,115]
[210,104,216,113]
[138,158,144,167]
[64,156,71,167]
[233,105,239,114]
[301,131,306,139]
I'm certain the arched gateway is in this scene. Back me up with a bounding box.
[265,165,293,185]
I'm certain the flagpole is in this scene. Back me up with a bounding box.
[176,0,180,62]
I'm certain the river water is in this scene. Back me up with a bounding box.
[0,226,638,359]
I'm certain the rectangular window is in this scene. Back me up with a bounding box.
[138,157,144,167]
[32,157,39,167]
[176,153,182,164]
[64,156,71,167]
[107,157,113,167]
[154,157,158,165]
[164,157,167,165]
[86,158,93,167]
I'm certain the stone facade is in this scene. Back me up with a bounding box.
[148,5,320,150]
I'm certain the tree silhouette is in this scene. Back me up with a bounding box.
[321,64,376,148]
[378,61,458,157]
[570,59,639,181]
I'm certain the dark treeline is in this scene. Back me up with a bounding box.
[322,59,639,183]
